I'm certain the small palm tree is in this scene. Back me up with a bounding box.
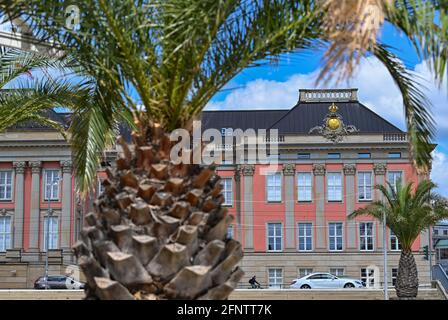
[349,180,448,299]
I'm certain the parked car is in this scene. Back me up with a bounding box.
[289,272,365,289]
[34,275,85,289]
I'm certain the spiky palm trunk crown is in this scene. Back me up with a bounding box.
[396,250,419,299]
[73,124,244,300]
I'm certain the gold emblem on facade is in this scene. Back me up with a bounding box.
[309,102,359,143]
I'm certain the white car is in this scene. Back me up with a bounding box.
[290,273,365,289]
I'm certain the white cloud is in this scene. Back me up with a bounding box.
[207,57,448,196]
[207,57,448,138]
[431,150,448,196]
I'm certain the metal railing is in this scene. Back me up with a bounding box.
[432,264,448,293]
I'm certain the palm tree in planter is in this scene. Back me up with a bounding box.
[349,180,448,299]
[4,0,448,300]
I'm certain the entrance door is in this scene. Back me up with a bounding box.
[361,268,376,288]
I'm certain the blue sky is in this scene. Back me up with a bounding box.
[207,22,448,197]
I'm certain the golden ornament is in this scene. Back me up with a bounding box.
[327,117,341,130]
[329,103,338,113]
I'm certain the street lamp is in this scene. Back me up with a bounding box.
[44,176,60,290]
[429,199,435,282]
[382,211,388,300]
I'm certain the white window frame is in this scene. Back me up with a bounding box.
[298,268,313,278]
[297,222,313,251]
[97,178,105,195]
[388,171,403,193]
[391,268,398,286]
[221,178,233,206]
[361,268,375,288]
[357,171,372,201]
[0,216,11,252]
[329,268,345,276]
[268,268,283,289]
[390,230,401,251]
[266,173,282,202]
[267,222,283,251]
[227,225,234,239]
[43,216,59,251]
[328,222,344,251]
[327,172,342,202]
[44,169,60,201]
[0,170,13,201]
[297,172,312,202]
[359,222,374,251]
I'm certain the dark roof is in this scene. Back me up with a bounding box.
[269,101,403,134]
[8,109,70,131]
[202,101,403,134]
[201,109,288,131]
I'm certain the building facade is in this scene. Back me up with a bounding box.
[203,88,432,288]
[0,113,79,288]
[0,88,432,289]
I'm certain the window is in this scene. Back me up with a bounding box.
[221,128,233,136]
[388,152,401,158]
[227,225,234,239]
[268,268,283,289]
[434,229,439,235]
[97,178,105,195]
[329,222,343,251]
[267,223,282,251]
[44,170,60,200]
[0,216,11,252]
[359,222,374,251]
[328,153,341,159]
[327,172,342,201]
[266,173,282,202]
[388,171,402,192]
[358,153,371,159]
[444,230,448,236]
[0,171,12,201]
[298,268,313,278]
[358,172,372,201]
[43,216,59,251]
[361,268,375,287]
[390,230,401,251]
[391,268,398,286]
[330,268,344,276]
[297,223,313,251]
[221,178,233,206]
[298,153,311,159]
[297,173,312,202]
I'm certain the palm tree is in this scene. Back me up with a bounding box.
[0,46,90,134]
[349,180,448,299]
[0,1,446,300]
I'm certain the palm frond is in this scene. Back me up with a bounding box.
[373,43,435,172]
[69,85,135,194]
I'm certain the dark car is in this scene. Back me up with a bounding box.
[34,275,85,289]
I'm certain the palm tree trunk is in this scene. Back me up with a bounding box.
[395,249,419,299]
